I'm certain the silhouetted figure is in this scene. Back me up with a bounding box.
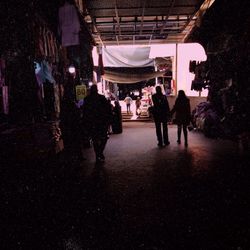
[135,97,141,116]
[124,94,133,113]
[171,90,191,146]
[112,100,123,134]
[60,96,84,160]
[152,86,170,147]
[82,85,112,163]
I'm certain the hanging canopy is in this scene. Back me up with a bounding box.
[102,70,166,84]
[102,46,154,68]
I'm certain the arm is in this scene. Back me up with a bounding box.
[170,101,177,116]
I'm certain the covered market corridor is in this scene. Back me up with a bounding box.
[1,0,250,249]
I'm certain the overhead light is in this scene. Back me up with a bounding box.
[68,65,76,74]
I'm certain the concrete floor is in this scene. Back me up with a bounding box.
[1,122,250,249]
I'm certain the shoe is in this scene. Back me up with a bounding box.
[164,141,170,146]
[100,154,105,160]
[96,155,105,162]
[177,140,181,144]
[96,157,105,163]
[158,143,163,147]
[184,142,188,147]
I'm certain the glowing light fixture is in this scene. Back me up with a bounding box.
[68,65,76,74]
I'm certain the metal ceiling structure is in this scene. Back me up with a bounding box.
[84,0,215,46]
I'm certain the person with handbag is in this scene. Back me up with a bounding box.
[171,90,191,146]
[152,86,170,147]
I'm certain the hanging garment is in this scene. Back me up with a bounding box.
[42,60,56,84]
[2,86,9,114]
[189,60,197,73]
[35,60,56,86]
[0,59,6,87]
[34,61,45,86]
[58,2,80,47]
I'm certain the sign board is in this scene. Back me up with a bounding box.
[75,85,87,101]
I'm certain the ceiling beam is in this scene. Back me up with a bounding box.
[139,0,147,35]
[114,0,121,38]
[87,4,197,11]
[94,19,188,25]
[93,29,181,35]
[149,16,158,45]
[181,0,215,41]
[92,17,105,47]
[160,0,176,34]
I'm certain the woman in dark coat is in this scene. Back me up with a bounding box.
[171,90,191,146]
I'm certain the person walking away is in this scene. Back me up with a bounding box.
[171,90,191,147]
[124,94,133,113]
[82,85,112,163]
[152,86,170,147]
[60,96,84,161]
[135,97,141,116]
[112,100,123,134]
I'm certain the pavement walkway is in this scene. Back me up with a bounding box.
[1,122,250,249]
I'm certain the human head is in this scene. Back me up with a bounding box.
[90,84,98,94]
[178,90,186,99]
[155,86,162,94]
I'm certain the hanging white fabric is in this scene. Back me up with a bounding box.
[102,46,154,68]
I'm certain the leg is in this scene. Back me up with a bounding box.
[92,138,101,159]
[162,121,170,145]
[155,121,163,146]
[183,124,188,146]
[99,136,108,159]
[94,128,108,162]
[177,125,182,143]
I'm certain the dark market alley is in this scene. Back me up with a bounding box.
[1,122,250,249]
[1,0,250,249]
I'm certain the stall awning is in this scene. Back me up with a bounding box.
[102,46,154,68]
[102,70,166,84]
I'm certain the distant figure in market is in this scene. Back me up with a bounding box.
[82,85,112,163]
[135,97,141,116]
[152,86,170,147]
[171,90,191,147]
[112,100,123,134]
[124,94,133,113]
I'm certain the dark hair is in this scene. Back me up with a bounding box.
[177,90,187,100]
[90,84,98,94]
[155,86,162,94]
[114,100,120,106]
